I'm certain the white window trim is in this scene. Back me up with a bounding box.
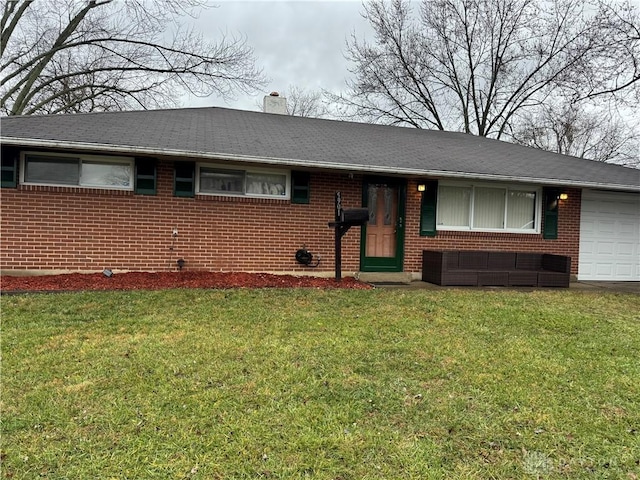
[196,162,291,200]
[437,181,542,234]
[20,151,134,190]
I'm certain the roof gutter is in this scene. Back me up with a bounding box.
[3,136,639,193]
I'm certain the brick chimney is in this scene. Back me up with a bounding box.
[263,91,287,115]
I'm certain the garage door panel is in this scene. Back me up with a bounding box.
[618,223,635,235]
[596,240,615,255]
[579,191,640,281]
[580,264,594,276]
[594,263,614,276]
[616,242,634,256]
[597,220,616,235]
[618,204,639,215]
[581,240,596,255]
[613,263,635,278]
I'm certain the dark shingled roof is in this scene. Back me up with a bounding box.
[1,106,639,191]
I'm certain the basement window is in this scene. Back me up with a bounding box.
[21,152,133,190]
[197,164,289,199]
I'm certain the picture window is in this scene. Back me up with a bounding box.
[437,183,540,233]
[197,164,289,199]
[21,153,133,189]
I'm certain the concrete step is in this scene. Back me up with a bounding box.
[357,272,413,284]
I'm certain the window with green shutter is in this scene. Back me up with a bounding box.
[291,171,311,204]
[542,187,559,239]
[135,158,157,195]
[1,148,18,188]
[174,162,195,197]
[419,180,438,236]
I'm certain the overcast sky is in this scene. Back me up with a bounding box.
[185,0,372,111]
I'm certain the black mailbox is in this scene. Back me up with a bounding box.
[328,192,369,281]
[340,208,369,226]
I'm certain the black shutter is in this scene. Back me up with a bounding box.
[134,158,157,195]
[419,180,438,237]
[1,147,19,188]
[291,171,310,204]
[543,187,559,239]
[174,162,195,197]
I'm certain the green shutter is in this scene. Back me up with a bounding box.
[135,158,157,195]
[543,187,559,239]
[174,162,195,197]
[291,171,310,204]
[1,147,18,188]
[419,180,438,237]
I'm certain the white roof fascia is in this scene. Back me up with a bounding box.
[2,136,639,193]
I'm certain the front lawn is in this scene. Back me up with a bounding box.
[2,289,639,479]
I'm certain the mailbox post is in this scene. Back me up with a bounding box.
[328,191,369,281]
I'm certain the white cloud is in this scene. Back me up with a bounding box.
[186,1,372,110]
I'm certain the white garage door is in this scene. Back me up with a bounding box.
[579,190,640,281]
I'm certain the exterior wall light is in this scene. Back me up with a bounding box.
[559,193,569,200]
[417,183,426,192]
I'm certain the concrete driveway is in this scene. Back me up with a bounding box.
[570,281,640,294]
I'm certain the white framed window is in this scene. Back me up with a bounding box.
[21,152,134,190]
[437,182,541,233]
[197,163,290,199]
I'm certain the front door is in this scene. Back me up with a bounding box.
[360,178,406,272]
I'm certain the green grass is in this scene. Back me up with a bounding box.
[2,288,639,479]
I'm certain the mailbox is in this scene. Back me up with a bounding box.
[328,192,369,281]
[340,208,369,226]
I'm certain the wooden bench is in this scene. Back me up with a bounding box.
[421,250,571,288]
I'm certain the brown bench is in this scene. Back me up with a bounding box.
[421,250,571,288]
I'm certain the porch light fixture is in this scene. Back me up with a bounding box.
[559,193,569,200]
[417,183,426,192]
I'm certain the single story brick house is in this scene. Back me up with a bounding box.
[1,100,639,282]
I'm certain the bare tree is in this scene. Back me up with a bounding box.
[255,86,333,118]
[512,101,639,166]
[1,0,267,115]
[573,1,640,104]
[284,85,330,118]
[335,0,639,142]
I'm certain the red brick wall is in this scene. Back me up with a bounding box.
[0,160,581,276]
[0,160,364,273]
[403,180,582,275]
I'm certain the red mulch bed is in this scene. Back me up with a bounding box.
[0,271,373,293]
